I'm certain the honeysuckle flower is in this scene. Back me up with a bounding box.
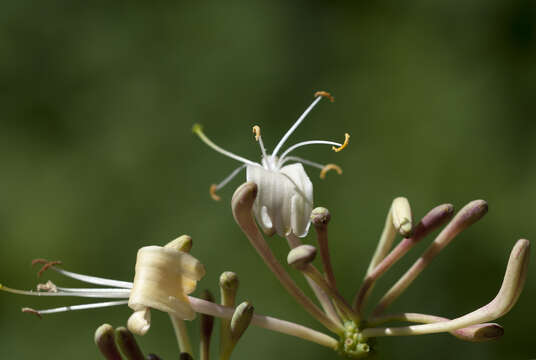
[2,236,341,354]
[0,236,205,336]
[193,91,349,238]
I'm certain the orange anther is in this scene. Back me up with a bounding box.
[332,133,350,152]
[314,91,335,103]
[210,184,221,201]
[320,164,343,179]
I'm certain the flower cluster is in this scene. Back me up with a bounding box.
[1,92,531,360]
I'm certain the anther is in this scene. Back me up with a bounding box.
[252,125,261,141]
[37,280,58,292]
[210,184,221,201]
[22,307,42,319]
[332,133,350,152]
[319,164,343,179]
[314,91,335,103]
[32,260,62,278]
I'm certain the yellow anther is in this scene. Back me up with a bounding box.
[314,91,335,103]
[320,164,343,179]
[332,133,350,152]
[210,184,221,201]
[192,123,203,134]
[252,125,261,141]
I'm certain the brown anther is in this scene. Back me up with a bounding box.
[31,258,48,266]
[252,125,261,141]
[319,164,343,179]
[314,91,335,103]
[332,133,350,152]
[22,307,42,319]
[37,280,58,292]
[34,260,62,278]
[210,184,221,201]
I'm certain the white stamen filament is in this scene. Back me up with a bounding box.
[277,140,342,168]
[33,300,129,315]
[48,267,133,289]
[214,164,247,191]
[56,287,132,294]
[2,285,130,298]
[271,96,324,158]
[193,125,258,166]
[255,131,271,170]
[279,156,325,170]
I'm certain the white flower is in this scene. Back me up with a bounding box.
[193,91,349,238]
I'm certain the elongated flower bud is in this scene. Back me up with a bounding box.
[219,271,239,305]
[392,197,412,237]
[452,323,504,342]
[95,324,122,360]
[115,327,145,360]
[231,301,254,343]
[200,290,215,360]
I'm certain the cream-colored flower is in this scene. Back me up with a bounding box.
[193,91,348,238]
[128,239,205,334]
[0,236,205,336]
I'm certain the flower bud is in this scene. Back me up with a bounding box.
[200,290,215,360]
[452,323,504,342]
[287,245,317,270]
[392,197,412,237]
[94,324,122,360]
[115,327,145,360]
[311,207,331,226]
[165,235,193,253]
[231,301,254,343]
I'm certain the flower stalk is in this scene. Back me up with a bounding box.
[231,181,344,334]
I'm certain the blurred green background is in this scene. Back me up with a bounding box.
[1,1,535,359]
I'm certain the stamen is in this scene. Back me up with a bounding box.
[56,287,131,295]
[22,300,129,316]
[277,140,344,167]
[314,91,335,103]
[47,267,133,289]
[332,133,350,152]
[278,156,343,180]
[22,307,42,318]
[271,93,328,158]
[37,280,58,292]
[319,164,343,179]
[32,259,62,278]
[252,125,261,141]
[192,124,258,167]
[1,284,130,298]
[210,184,221,201]
[252,125,270,169]
[279,156,325,170]
[209,164,247,201]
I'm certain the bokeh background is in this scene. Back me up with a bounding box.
[1,1,535,359]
